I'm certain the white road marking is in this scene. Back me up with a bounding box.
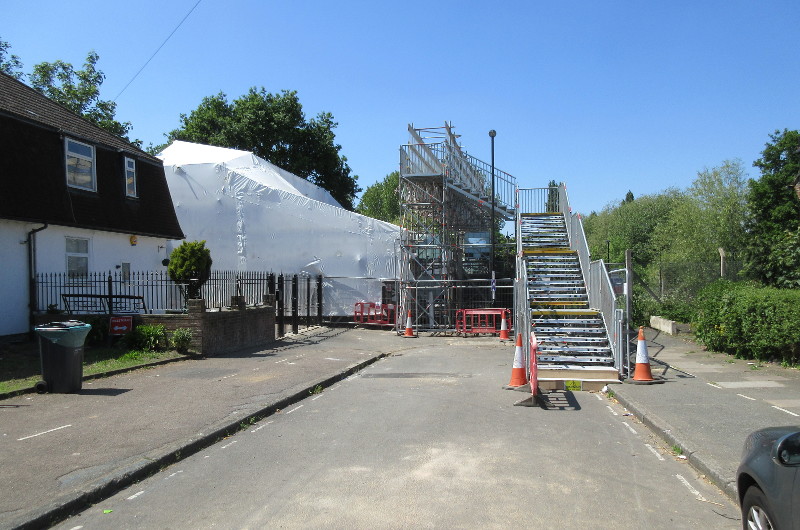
[18,424,72,441]
[706,382,721,389]
[676,474,708,501]
[275,359,288,364]
[285,405,304,414]
[622,422,636,434]
[165,470,183,480]
[645,444,665,461]
[594,394,603,401]
[606,405,618,416]
[325,357,341,361]
[772,406,800,417]
[127,491,145,500]
[311,394,323,401]
[251,421,274,433]
[221,440,238,449]
[68,526,83,530]
[737,394,756,401]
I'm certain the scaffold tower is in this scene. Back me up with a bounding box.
[398,122,516,332]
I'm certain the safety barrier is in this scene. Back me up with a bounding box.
[354,302,395,327]
[455,308,511,336]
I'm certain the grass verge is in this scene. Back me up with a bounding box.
[0,341,188,395]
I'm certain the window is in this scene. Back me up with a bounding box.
[124,157,137,197]
[66,237,90,278]
[65,138,96,191]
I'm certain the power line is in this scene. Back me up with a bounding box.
[113,0,203,101]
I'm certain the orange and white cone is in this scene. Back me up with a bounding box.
[499,313,510,341]
[508,333,528,387]
[403,310,416,338]
[633,326,654,381]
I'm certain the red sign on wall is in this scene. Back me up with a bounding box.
[109,316,133,336]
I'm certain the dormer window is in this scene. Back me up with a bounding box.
[125,157,137,197]
[65,138,96,191]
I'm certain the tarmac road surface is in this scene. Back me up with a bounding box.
[51,334,739,529]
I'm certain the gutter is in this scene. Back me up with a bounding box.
[27,223,48,338]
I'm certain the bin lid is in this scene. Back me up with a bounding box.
[35,320,92,347]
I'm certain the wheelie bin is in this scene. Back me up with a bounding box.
[34,320,92,393]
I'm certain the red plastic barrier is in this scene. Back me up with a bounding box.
[455,308,511,335]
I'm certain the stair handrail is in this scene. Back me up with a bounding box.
[556,183,625,373]
[514,187,532,364]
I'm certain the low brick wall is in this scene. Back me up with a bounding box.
[37,296,276,357]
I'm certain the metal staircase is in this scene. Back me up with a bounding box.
[516,189,623,391]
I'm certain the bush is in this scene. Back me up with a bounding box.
[693,280,800,362]
[657,296,695,323]
[168,241,213,299]
[123,324,167,351]
[170,328,193,352]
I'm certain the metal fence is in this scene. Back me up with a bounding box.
[36,270,313,315]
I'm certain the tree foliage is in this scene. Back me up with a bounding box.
[167,88,361,210]
[0,36,23,80]
[356,171,400,223]
[168,241,213,299]
[742,129,800,286]
[29,51,133,140]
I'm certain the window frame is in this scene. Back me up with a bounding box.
[65,138,97,191]
[65,236,91,280]
[124,156,138,198]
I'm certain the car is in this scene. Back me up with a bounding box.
[737,426,800,529]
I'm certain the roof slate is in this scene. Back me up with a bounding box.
[0,72,160,164]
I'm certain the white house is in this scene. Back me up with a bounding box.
[0,73,184,338]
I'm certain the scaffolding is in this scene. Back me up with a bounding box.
[398,123,516,332]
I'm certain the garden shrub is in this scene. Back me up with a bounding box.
[123,324,167,351]
[693,280,800,362]
[170,328,193,352]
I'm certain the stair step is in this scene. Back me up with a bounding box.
[538,345,612,354]
[533,315,603,326]
[535,327,606,334]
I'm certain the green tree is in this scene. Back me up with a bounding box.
[29,51,133,140]
[168,241,213,300]
[356,171,400,223]
[742,129,800,286]
[657,159,749,263]
[167,88,361,210]
[0,36,24,80]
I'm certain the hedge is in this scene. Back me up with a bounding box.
[693,280,800,362]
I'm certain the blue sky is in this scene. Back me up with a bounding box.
[4,1,799,214]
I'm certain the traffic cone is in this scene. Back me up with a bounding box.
[403,310,416,338]
[633,326,654,381]
[499,313,510,341]
[507,333,528,387]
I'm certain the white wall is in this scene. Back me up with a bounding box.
[0,220,32,336]
[0,219,172,337]
[35,227,171,274]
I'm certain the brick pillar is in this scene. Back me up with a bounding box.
[188,299,205,355]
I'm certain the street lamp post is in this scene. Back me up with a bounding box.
[489,130,496,281]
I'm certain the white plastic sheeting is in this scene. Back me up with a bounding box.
[159,141,400,316]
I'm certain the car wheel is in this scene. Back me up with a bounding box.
[742,486,775,530]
